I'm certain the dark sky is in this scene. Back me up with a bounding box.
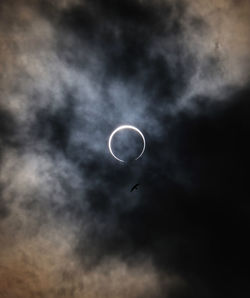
[0,0,250,297]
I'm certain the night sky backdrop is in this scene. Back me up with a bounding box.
[1,0,250,297]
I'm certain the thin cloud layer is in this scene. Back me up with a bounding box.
[0,0,250,297]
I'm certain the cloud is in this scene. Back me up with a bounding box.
[0,0,250,297]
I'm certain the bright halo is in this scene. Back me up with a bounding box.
[108,125,146,163]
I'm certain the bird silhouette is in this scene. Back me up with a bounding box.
[130,183,140,192]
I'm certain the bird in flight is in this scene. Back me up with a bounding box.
[130,183,140,192]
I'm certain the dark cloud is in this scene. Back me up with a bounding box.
[0,108,18,220]
[76,87,250,297]
[0,0,250,297]
[56,0,196,101]
[34,93,76,154]
[0,185,9,220]
[0,108,17,158]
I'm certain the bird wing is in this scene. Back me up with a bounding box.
[130,184,139,192]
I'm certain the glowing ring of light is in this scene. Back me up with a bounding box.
[108,125,146,163]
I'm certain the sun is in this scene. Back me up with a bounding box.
[108,125,146,162]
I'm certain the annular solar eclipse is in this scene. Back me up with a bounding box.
[108,125,146,162]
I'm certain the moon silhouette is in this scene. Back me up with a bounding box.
[108,125,146,163]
